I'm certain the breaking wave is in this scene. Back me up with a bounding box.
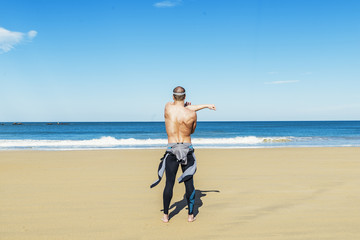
[0,136,294,150]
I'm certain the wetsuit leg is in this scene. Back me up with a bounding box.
[181,152,196,215]
[163,154,178,215]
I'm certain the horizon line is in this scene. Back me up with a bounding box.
[1,120,360,123]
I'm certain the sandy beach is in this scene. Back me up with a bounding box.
[1,147,359,239]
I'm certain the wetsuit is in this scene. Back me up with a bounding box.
[150,143,197,215]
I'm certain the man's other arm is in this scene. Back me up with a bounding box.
[191,112,197,134]
[186,104,216,112]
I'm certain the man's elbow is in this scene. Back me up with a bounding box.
[191,125,196,134]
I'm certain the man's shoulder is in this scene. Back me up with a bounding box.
[165,102,173,110]
[189,109,197,119]
[184,106,196,114]
[183,107,196,120]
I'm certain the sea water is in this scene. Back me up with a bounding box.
[0,121,359,150]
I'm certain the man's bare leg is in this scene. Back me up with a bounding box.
[161,214,169,223]
[188,214,196,222]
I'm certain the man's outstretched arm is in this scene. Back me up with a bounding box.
[185,103,216,112]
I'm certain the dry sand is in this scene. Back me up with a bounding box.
[1,148,360,239]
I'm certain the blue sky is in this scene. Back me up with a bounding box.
[0,0,359,121]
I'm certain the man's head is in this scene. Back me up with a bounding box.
[173,86,186,101]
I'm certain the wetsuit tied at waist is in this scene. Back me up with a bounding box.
[150,143,197,188]
[167,142,193,165]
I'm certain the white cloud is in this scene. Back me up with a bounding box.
[0,27,37,54]
[28,30,37,39]
[154,0,182,8]
[0,27,23,53]
[265,80,300,85]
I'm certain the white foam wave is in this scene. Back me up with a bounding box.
[0,137,165,148]
[192,136,291,144]
[0,136,293,149]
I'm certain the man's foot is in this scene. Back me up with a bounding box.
[188,214,196,222]
[161,214,169,223]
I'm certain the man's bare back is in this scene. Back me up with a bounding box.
[165,102,197,144]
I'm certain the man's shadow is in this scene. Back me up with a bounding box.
[161,189,220,220]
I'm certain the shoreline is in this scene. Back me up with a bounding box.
[1,147,360,239]
[1,145,360,151]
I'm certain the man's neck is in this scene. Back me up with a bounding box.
[173,100,185,106]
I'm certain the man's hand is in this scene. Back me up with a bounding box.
[207,104,216,111]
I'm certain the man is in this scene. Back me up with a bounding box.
[150,86,216,223]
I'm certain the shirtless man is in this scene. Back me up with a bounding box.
[150,86,216,223]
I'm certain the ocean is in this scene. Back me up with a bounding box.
[0,121,359,150]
